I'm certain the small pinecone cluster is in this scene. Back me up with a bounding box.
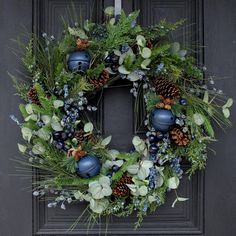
[74,129,96,143]
[28,87,40,105]
[146,40,153,49]
[152,77,180,99]
[76,38,89,49]
[112,174,133,197]
[89,70,110,89]
[170,127,190,146]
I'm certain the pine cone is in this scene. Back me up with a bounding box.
[89,70,110,89]
[152,77,180,99]
[156,95,176,110]
[28,87,40,105]
[146,40,153,49]
[74,129,96,143]
[76,38,89,49]
[112,174,133,197]
[170,127,190,146]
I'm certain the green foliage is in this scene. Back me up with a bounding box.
[103,10,140,49]
[61,156,76,174]
[10,74,30,101]
[142,19,186,40]
[86,64,105,78]
[58,33,76,54]
[112,152,140,182]
[145,92,160,112]
[34,83,54,114]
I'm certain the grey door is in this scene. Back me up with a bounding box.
[0,0,236,235]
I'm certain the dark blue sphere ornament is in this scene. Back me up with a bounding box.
[150,108,176,133]
[149,144,158,154]
[179,98,187,106]
[75,155,101,178]
[67,50,91,73]
[148,134,157,144]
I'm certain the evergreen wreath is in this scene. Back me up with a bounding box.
[11,7,233,229]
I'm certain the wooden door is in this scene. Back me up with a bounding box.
[0,0,236,235]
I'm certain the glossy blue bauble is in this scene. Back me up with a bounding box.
[67,50,91,73]
[179,98,187,106]
[112,165,120,172]
[156,131,164,140]
[150,108,176,133]
[148,134,157,144]
[75,155,101,178]
[149,144,158,154]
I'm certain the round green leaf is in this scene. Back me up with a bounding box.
[141,47,152,59]
[84,122,94,132]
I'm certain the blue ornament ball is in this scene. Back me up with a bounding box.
[149,144,158,154]
[179,98,187,106]
[75,155,101,178]
[150,108,176,132]
[67,50,91,73]
[156,131,164,140]
[148,134,157,144]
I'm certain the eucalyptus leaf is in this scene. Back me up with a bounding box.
[104,6,114,16]
[118,65,130,74]
[137,166,147,180]
[37,128,51,141]
[51,116,63,131]
[139,186,148,196]
[141,59,151,70]
[132,136,142,146]
[53,100,64,109]
[99,176,110,186]
[74,190,83,200]
[25,104,33,114]
[127,164,139,175]
[141,47,152,59]
[223,98,233,108]
[178,49,187,58]
[167,177,180,189]
[32,143,45,155]
[108,149,119,159]
[41,115,51,124]
[222,108,230,118]
[193,113,205,126]
[25,114,38,122]
[203,91,209,103]
[109,18,116,26]
[126,184,137,193]
[148,195,156,203]
[171,42,180,54]
[21,127,32,142]
[101,135,112,146]
[136,35,146,47]
[114,49,122,56]
[84,122,94,132]
[68,27,88,39]
[18,144,27,153]
[127,72,140,81]
[172,197,188,208]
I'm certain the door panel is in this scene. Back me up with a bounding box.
[33,0,204,235]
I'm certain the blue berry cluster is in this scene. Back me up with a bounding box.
[63,99,81,125]
[148,132,164,161]
[170,157,183,178]
[148,167,158,189]
[105,52,119,73]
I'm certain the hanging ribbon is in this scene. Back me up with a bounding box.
[114,0,122,16]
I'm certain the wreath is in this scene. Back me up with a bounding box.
[11,7,233,229]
